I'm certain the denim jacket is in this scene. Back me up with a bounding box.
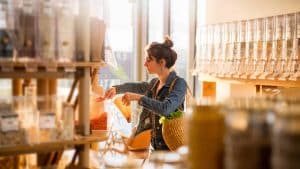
[114,71,187,150]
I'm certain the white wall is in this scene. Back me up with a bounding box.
[204,0,300,24]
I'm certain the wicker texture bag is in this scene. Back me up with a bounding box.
[161,78,185,151]
[162,116,184,151]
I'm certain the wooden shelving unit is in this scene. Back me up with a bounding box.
[0,61,106,168]
[198,73,300,88]
[0,61,106,78]
[0,133,107,156]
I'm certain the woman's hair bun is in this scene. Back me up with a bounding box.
[162,36,173,48]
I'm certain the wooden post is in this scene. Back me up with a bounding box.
[12,79,22,96]
[77,0,91,167]
[37,79,49,111]
[48,79,57,95]
[78,67,90,167]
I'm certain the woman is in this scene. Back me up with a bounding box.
[97,36,187,150]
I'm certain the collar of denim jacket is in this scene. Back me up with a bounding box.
[164,71,177,87]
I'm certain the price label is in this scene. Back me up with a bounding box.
[0,114,19,132]
[39,113,55,129]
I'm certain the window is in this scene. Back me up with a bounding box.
[148,0,164,43]
[170,0,189,79]
[101,0,135,84]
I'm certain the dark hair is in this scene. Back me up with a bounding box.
[146,36,177,68]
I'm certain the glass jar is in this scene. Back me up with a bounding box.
[186,102,224,169]
[272,99,300,169]
[224,97,273,169]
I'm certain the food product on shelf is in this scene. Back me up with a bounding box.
[90,17,105,62]
[60,102,74,140]
[57,0,75,62]
[0,30,13,59]
[38,112,57,143]
[0,113,27,146]
[37,0,56,61]
[19,0,37,60]
[0,129,26,146]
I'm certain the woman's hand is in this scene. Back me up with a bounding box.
[95,87,116,102]
[121,92,142,106]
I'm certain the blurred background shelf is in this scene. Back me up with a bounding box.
[0,61,106,78]
[0,132,107,156]
[198,73,300,88]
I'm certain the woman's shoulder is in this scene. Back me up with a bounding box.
[175,76,187,83]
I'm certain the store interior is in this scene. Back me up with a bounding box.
[0,0,300,169]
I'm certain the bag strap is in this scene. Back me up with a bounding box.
[168,77,178,95]
[168,77,195,109]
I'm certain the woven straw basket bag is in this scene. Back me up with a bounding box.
[162,116,184,151]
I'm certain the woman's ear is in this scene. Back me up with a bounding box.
[160,59,166,66]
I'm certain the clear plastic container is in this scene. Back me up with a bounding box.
[259,16,275,79]
[289,12,300,80]
[268,15,285,80]
[280,13,297,80]
[224,22,236,77]
[233,21,246,78]
[60,102,74,140]
[0,0,16,61]
[18,0,37,61]
[57,0,75,62]
[205,25,214,74]
[90,0,105,62]
[36,0,56,62]
[250,18,265,79]
[240,20,255,79]
[0,112,27,147]
[196,26,207,74]
[0,97,28,147]
[75,0,90,61]
[37,96,58,143]
[211,24,221,76]
[218,23,229,77]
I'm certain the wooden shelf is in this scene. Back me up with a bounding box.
[0,61,106,68]
[198,73,300,88]
[0,61,106,79]
[0,132,108,156]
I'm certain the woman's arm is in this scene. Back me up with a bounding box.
[138,78,187,116]
[113,81,150,95]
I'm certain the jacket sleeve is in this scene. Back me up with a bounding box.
[113,78,158,95]
[138,78,187,116]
